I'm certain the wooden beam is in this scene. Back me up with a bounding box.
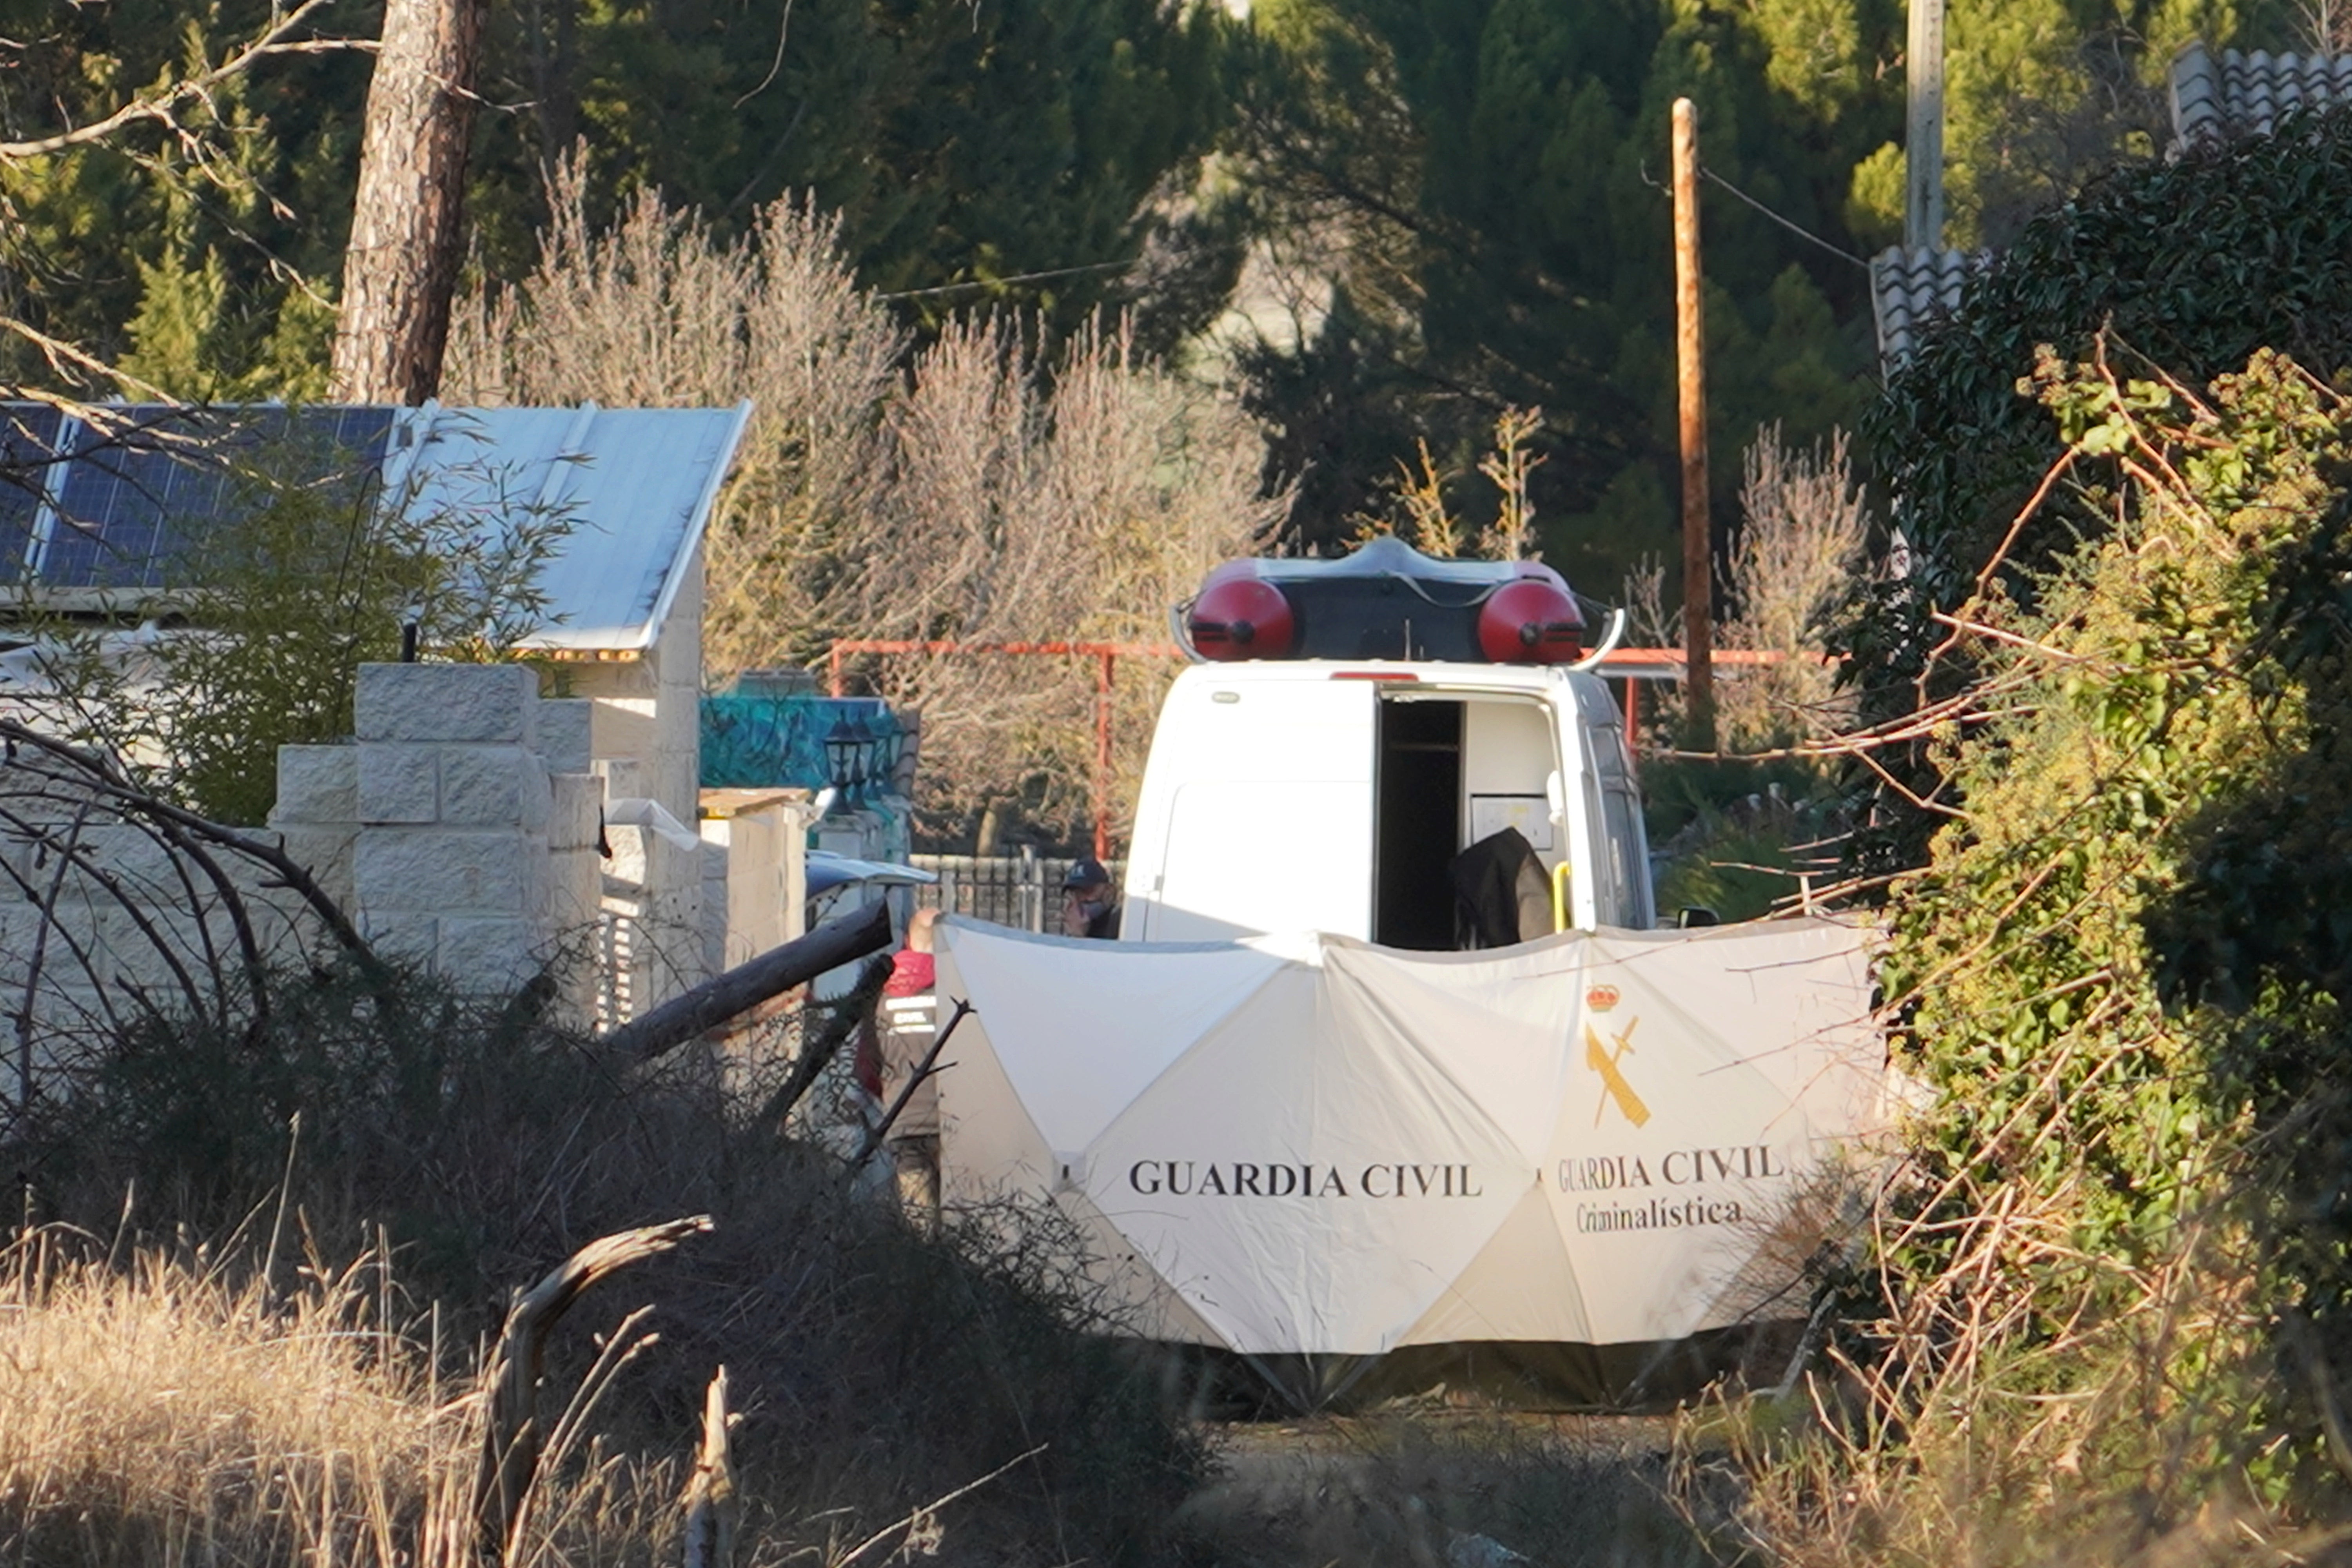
[608,898,893,1061]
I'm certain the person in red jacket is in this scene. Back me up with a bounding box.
[869,907,941,1226]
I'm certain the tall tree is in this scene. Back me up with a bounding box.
[1228,0,1893,586]
[0,0,365,397]
[331,0,488,403]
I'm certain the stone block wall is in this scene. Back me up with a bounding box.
[2,635,807,1120]
[0,759,321,1114]
[599,797,707,1023]
[271,664,609,1002]
[699,791,813,977]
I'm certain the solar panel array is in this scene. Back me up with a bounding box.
[0,404,396,592]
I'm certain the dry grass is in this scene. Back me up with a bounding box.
[4,955,1210,1568]
[1176,1412,1711,1568]
[0,1228,475,1568]
[1673,1197,2310,1568]
[0,1221,726,1568]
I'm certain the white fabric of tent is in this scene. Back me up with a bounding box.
[934,917,1886,1359]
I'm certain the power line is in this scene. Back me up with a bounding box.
[1699,166,1870,270]
[877,259,1135,303]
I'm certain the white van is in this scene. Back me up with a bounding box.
[1119,660,1654,944]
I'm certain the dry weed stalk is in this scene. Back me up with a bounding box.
[1388,439,1464,556]
[450,162,1286,838]
[1358,406,1547,566]
[1476,405,1545,563]
[1716,425,1869,749]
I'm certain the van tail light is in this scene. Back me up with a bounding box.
[1477,579,1584,663]
[1188,578,1295,661]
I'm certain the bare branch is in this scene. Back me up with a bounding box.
[0,1,361,163]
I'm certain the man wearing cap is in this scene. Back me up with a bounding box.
[1061,858,1120,939]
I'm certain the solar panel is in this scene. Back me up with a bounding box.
[2,404,398,591]
[0,399,750,653]
[0,405,64,582]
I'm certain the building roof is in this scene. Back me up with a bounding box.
[2172,41,2352,143]
[0,399,752,654]
[1868,245,1982,370]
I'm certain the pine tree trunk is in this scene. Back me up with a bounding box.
[330,0,489,405]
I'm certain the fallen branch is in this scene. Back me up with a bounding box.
[757,954,892,1129]
[606,899,894,1061]
[473,1215,715,1560]
[681,1367,739,1568]
[850,998,973,1167]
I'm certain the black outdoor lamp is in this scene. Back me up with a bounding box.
[822,713,870,805]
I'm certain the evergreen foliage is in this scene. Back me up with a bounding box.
[1849,107,2352,869]
[472,0,1236,335]
[0,0,1235,397]
[1229,0,1891,579]
[0,0,366,395]
[8,0,2307,579]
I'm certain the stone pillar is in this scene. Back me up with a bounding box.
[294,662,608,998]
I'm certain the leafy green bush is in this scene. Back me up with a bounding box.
[1730,350,2352,1564]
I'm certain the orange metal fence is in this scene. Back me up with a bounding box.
[826,639,1183,860]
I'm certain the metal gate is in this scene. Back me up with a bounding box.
[909,852,1125,933]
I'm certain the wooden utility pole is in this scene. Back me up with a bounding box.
[331,0,489,404]
[1671,97,1715,747]
[1905,0,1947,250]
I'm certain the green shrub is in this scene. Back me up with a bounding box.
[1848,107,2352,872]
[1726,350,2352,1565]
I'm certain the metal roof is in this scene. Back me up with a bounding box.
[1869,245,1982,370]
[388,403,752,653]
[2172,41,2352,143]
[0,399,751,653]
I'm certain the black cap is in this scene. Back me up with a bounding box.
[1062,858,1112,891]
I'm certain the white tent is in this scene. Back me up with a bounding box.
[933,916,1887,1399]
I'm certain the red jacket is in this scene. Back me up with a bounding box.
[856,949,936,1098]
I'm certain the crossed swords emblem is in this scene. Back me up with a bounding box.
[1584,1017,1651,1129]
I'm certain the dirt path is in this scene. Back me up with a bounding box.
[1172,1411,1716,1567]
